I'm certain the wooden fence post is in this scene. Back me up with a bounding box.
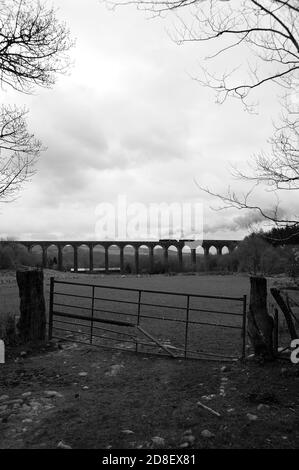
[16,268,46,343]
[248,276,274,360]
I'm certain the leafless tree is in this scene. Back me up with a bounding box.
[0,0,73,93]
[245,114,298,192]
[108,0,299,227]
[0,0,73,202]
[0,105,43,201]
[109,1,298,105]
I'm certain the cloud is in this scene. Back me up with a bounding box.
[232,211,268,230]
[204,205,292,238]
[0,0,291,240]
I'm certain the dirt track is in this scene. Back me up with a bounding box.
[0,341,298,449]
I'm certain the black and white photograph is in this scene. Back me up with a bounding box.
[0,0,298,456]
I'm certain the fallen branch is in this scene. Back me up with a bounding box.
[136,325,177,358]
[197,400,221,417]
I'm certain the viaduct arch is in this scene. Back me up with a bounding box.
[4,239,240,273]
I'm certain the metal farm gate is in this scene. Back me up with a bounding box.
[48,277,247,361]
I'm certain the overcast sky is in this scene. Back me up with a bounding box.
[0,0,295,241]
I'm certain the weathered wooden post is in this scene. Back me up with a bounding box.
[248,276,274,360]
[16,268,46,343]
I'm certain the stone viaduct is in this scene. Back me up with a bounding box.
[4,239,240,273]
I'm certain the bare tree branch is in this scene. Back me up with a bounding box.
[0,105,44,202]
[0,0,74,93]
[108,0,299,228]
[0,0,73,202]
[108,1,299,107]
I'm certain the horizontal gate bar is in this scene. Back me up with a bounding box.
[54,302,91,311]
[54,291,92,300]
[187,319,242,329]
[188,307,242,316]
[54,300,242,318]
[52,310,135,327]
[53,279,244,301]
[53,318,91,329]
[94,296,138,305]
[52,309,243,328]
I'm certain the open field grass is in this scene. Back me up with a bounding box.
[1,270,250,314]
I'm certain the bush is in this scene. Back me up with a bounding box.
[204,255,218,272]
[261,245,289,275]
[285,246,299,280]
[236,234,270,274]
[0,246,14,269]
[191,234,299,276]
[0,241,35,269]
